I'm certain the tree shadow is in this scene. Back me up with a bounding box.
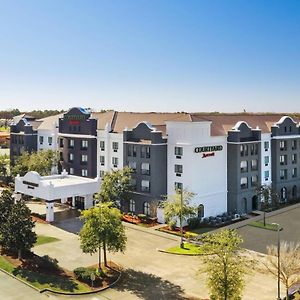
[13,268,79,292]
[115,268,188,300]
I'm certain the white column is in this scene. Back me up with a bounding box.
[46,202,54,222]
[72,196,76,208]
[84,194,94,209]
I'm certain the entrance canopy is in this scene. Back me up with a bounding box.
[15,170,100,222]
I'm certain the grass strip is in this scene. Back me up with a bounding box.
[166,242,204,255]
[35,235,60,246]
[248,221,279,231]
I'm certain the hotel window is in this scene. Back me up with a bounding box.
[69,139,74,148]
[81,140,88,149]
[81,154,88,163]
[112,142,119,152]
[128,145,137,157]
[240,177,248,189]
[129,199,136,213]
[112,157,118,167]
[141,162,150,175]
[292,140,297,150]
[82,169,88,177]
[130,178,137,190]
[128,145,132,156]
[279,155,287,165]
[48,137,53,146]
[251,159,258,171]
[292,154,297,164]
[39,136,44,145]
[292,168,297,178]
[133,145,137,157]
[250,144,258,155]
[264,156,269,166]
[69,153,74,162]
[141,180,150,192]
[251,175,258,187]
[69,168,74,175]
[143,202,151,215]
[100,141,105,151]
[141,146,151,158]
[240,161,248,173]
[99,170,105,178]
[279,140,287,151]
[100,156,105,166]
[128,161,137,172]
[175,146,183,158]
[175,164,183,176]
[240,144,248,156]
[264,170,270,181]
[175,182,183,192]
[264,141,269,151]
[59,138,64,147]
[280,169,288,180]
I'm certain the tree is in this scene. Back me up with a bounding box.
[1,198,36,258]
[266,241,300,300]
[256,184,279,226]
[162,189,195,230]
[79,202,127,269]
[99,167,132,208]
[199,229,248,300]
[0,154,11,185]
[12,150,59,177]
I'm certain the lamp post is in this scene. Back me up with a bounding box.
[272,222,282,300]
[180,187,184,249]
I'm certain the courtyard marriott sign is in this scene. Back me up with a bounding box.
[194,145,223,158]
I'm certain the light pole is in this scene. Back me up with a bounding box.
[180,187,184,249]
[272,222,282,300]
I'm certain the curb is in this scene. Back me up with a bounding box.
[0,263,122,296]
[157,248,204,256]
[41,268,122,296]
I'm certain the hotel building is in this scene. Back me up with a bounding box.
[10,108,300,218]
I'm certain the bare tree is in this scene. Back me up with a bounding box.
[266,241,300,300]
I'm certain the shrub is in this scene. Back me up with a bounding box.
[74,267,97,284]
[187,217,200,229]
[138,214,147,222]
[168,219,177,230]
[39,255,59,272]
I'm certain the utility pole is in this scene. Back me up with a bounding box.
[180,187,184,249]
[272,222,282,300]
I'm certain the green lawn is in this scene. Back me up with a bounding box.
[0,255,90,293]
[166,242,204,255]
[248,221,279,231]
[35,235,60,246]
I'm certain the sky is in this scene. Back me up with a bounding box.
[0,0,299,113]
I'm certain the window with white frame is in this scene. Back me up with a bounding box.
[175,164,183,175]
[251,159,258,171]
[100,141,105,151]
[81,154,88,162]
[264,156,269,166]
[69,153,74,162]
[264,170,270,181]
[175,146,183,157]
[292,140,297,150]
[82,169,88,177]
[174,182,183,191]
[39,136,44,145]
[280,169,288,180]
[292,153,297,164]
[240,161,248,173]
[141,180,150,192]
[141,162,150,175]
[112,157,118,167]
[264,141,269,151]
[100,156,105,165]
[143,202,150,215]
[128,161,137,172]
[129,199,136,213]
[251,175,258,187]
[99,170,105,178]
[279,140,287,151]
[48,137,53,145]
[279,155,287,165]
[112,142,119,152]
[292,168,297,178]
[69,167,74,175]
[69,139,74,148]
[81,140,88,149]
[240,177,248,189]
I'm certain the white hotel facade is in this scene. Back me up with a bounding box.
[10,108,300,219]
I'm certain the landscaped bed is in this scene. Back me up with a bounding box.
[0,253,120,294]
[248,221,279,231]
[164,242,204,255]
[156,225,213,238]
[122,213,159,228]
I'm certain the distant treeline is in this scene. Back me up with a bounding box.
[0,109,64,120]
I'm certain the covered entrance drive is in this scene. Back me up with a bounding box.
[15,170,100,222]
